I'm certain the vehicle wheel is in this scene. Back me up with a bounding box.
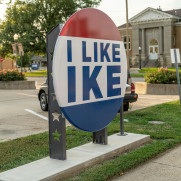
[123,102,129,111]
[40,92,48,111]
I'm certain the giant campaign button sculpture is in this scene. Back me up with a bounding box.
[53,8,127,132]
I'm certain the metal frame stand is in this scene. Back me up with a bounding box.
[46,24,66,160]
[117,104,127,136]
[93,128,108,145]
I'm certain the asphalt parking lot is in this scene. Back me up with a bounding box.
[0,77,179,142]
[0,89,48,142]
[130,94,179,111]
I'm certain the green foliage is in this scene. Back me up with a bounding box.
[0,0,101,56]
[17,53,31,67]
[138,68,160,73]
[145,67,180,84]
[138,68,181,74]
[0,132,49,172]
[0,69,26,81]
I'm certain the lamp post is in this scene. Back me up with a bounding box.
[139,46,142,69]
[13,34,19,68]
[125,0,130,71]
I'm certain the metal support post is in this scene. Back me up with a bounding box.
[174,49,181,105]
[125,0,130,71]
[93,127,108,145]
[15,42,18,68]
[139,47,142,70]
[139,54,141,69]
[20,52,22,72]
[117,104,127,136]
[46,24,67,160]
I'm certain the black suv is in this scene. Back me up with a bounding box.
[38,75,138,112]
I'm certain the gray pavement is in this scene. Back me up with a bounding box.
[129,94,179,111]
[113,145,181,181]
[27,77,46,89]
[132,77,145,83]
[0,89,48,142]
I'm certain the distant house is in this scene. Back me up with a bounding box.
[118,7,181,67]
[30,55,47,69]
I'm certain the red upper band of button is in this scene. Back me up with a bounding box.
[60,8,122,41]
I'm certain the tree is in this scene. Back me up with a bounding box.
[17,53,31,67]
[0,0,101,57]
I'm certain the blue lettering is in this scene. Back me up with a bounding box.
[83,66,103,101]
[68,66,76,103]
[94,42,98,62]
[100,43,111,62]
[67,40,72,62]
[107,66,121,97]
[82,41,91,62]
[112,44,120,62]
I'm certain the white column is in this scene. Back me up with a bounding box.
[142,28,145,55]
[159,26,163,54]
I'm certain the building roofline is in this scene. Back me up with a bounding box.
[117,23,132,30]
[129,7,180,22]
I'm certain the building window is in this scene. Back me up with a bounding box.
[150,39,158,45]
[122,35,131,50]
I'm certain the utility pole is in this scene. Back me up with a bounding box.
[13,34,19,68]
[126,0,130,71]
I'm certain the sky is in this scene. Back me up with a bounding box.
[0,0,181,26]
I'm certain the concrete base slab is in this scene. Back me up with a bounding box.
[0,133,150,181]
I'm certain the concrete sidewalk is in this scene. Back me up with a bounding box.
[113,145,181,181]
[0,133,150,181]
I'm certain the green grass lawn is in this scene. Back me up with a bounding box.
[130,73,144,77]
[25,70,47,77]
[0,100,181,181]
[138,68,181,74]
[131,67,181,78]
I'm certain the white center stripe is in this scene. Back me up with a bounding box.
[25,109,48,121]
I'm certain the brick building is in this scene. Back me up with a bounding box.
[0,58,16,70]
[118,7,181,67]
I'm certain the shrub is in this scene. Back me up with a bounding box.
[0,69,26,81]
[144,67,180,84]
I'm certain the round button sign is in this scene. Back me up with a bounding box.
[53,8,127,132]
